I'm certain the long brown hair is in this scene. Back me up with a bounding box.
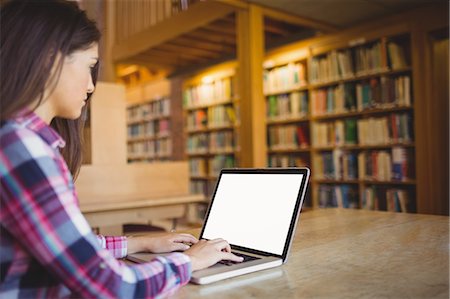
[0,0,101,179]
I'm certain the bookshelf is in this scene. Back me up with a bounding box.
[263,55,313,207]
[183,62,240,198]
[126,79,183,163]
[264,30,416,213]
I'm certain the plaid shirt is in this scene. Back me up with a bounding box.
[0,110,191,298]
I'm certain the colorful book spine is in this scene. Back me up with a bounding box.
[184,76,233,108]
[318,184,358,208]
[268,155,308,168]
[268,124,309,150]
[263,62,307,94]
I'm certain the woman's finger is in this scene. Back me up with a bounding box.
[212,239,232,253]
[175,234,199,244]
[221,252,244,263]
[170,242,191,251]
[172,234,198,244]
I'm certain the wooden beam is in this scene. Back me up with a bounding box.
[204,22,236,35]
[153,44,218,60]
[174,36,235,53]
[113,1,236,62]
[264,23,292,36]
[134,52,182,67]
[216,0,248,10]
[187,28,237,45]
[159,43,221,59]
[261,6,338,33]
[140,50,206,65]
[237,4,266,167]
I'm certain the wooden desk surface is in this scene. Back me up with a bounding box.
[173,209,449,299]
[80,194,205,231]
[80,194,205,213]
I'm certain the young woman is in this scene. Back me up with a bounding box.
[0,1,242,298]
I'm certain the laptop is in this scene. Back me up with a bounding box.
[128,167,310,285]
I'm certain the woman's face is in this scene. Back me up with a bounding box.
[47,43,99,120]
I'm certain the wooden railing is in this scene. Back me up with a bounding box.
[115,0,203,43]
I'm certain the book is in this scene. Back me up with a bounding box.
[344,119,357,144]
[387,42,408,70]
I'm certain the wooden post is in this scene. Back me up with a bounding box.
[236,5,266,167]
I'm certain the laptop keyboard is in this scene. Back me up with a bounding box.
[218,252,260,266]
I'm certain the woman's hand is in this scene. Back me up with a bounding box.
[183,238,244,271]
[127,233,199,254]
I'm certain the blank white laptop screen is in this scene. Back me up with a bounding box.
[202,173,304,255]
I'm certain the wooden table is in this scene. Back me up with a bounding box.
[173,209,449,298]
[80,194,205,232]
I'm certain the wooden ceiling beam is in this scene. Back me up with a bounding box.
[113,1,236,62]
[204,23,236,35]
[155,43,220,59]
[264,23,292,36]
[186,29,237,45]
[261,7,339,33]
[174,36,235,53]
[134,52,186,66]
[143,49,210,65]
[161,40,223,58]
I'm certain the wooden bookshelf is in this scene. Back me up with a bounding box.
[263,25,418,213]
[183,61,240,198]
[125,79,183,163]
[263,55,313,207]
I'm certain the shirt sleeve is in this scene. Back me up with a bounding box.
[0,130,192,298]
[96,235,128,259]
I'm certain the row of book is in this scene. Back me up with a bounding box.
[317,184,411,212]
[127,119,170,138]
[309,41,408,84]
[209,131,235,153]
[186,132,236,154]
[317,184,359,208]
[190,180,213,197]
[362,186,410,212]
[354,42,386,76]
[387,42,408,70]
[312,119,357,146]
[313,113,412,147]
[183,77,234,108]
[312,147,413,181]
[266,91,309,121]
[311,76,411,115]
[359,147,412,181]
[313,150,357,180]
[209,155,236,176]
[309,49,355,84]
[189,155,236,177]
[263,62,307,95]
[127,139,172,159]
[186,105,237,130]
[311,83,356,115]
[358,114,412,145]
[127,98,170,122]
[189,158,207,176]
[268,155,308,168]
[356,76,411,110]
[267,125,309,150]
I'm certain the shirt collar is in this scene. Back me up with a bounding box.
[15,109,66,149]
